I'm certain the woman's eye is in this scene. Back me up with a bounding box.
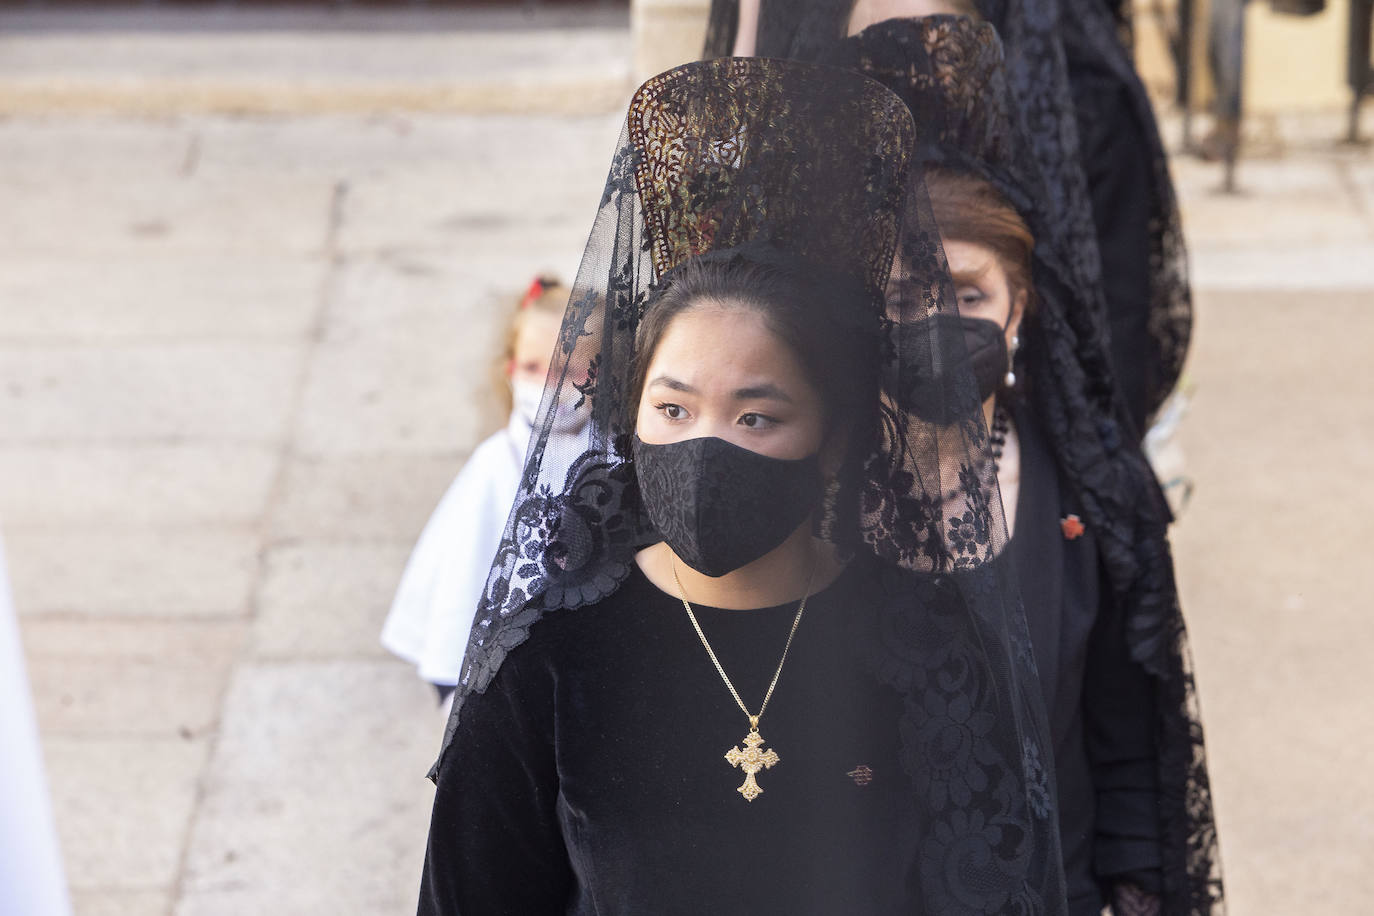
[956,288,987,308]
[738,413,777,429]
[655,402,687,421]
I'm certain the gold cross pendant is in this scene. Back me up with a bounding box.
[724,718,779,802]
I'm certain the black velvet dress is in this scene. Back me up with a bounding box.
[1009,404,1163,915]
[419,559,920,915]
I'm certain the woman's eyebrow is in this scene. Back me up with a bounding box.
[647,375,695,393]
[733,383,793,403]
[949,259,994,282]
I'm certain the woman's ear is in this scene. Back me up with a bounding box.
[1008,287,1029,339]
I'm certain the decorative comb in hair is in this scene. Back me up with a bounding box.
[627,57,915,302]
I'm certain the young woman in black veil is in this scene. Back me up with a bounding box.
[726,14,1223,916]
[418,58,1069,915]
[704,0,1192,436]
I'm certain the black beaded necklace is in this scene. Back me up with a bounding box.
[989,402,1010,474]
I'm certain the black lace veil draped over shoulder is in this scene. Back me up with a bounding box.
[1057,0,1193,426]
[431,56,1070,914]
[702,10,1222,913]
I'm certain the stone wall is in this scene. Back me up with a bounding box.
[630,0,711,83]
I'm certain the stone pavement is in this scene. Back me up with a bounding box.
[1,8,1372,916]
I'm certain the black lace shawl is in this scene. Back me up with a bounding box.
[1053,0,1194,421]
[704,11,1223,915]
[430,57,1070,914]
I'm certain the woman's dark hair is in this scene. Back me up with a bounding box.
[632,251,879,437]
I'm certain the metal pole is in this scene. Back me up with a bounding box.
[1347,0,1373,143]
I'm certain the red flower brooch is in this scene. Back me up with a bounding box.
[1060,514,1085,540]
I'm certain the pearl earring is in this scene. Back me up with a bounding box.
[1004,334,1020,389]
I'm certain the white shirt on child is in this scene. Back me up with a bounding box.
[380,410,531,687]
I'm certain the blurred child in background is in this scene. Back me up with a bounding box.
[381,276,575,708]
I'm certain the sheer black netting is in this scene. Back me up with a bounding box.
[430,57,1070,914]
[700,8,1222,914]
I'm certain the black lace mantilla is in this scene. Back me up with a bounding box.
[445,58,919,713]
[430,56,1069,915]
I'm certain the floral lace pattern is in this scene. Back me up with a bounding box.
[852,562,1064,914]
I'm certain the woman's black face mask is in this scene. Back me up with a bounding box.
[633,435,824,578]
[886,312,1008,425]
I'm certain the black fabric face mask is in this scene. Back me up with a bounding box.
[633,435,824,578]
[887,312,1009,425]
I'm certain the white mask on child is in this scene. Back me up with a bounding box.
[511,379,588,435]
[512,379,545,428]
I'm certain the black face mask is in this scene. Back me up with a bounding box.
[633,435,824,578]
[887,312,1009,425]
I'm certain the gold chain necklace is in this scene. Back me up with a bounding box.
[672,561,815,802]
